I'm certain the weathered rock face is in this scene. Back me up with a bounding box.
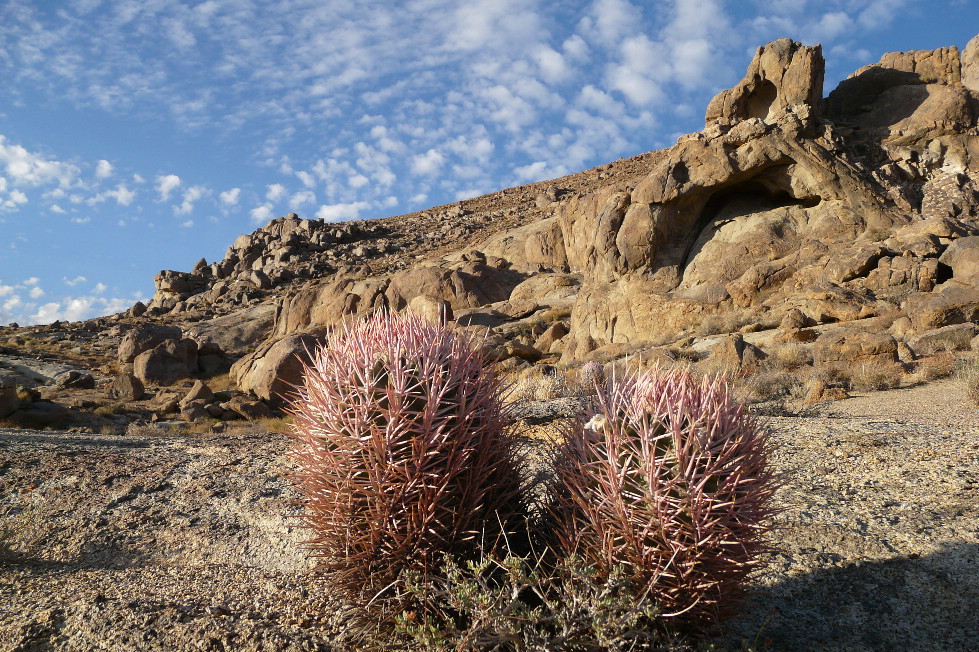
[0,379,19,418]
[705,38,824,126]
[551,38,979,360]
[124,34,979,402]
[231,332,325,406]
[118,324,183,363]
[134,339,199,386]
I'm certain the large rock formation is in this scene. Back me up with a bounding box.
[129,35,979,402]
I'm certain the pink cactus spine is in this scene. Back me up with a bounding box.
[554,366,778,628]
[288,312,523,609]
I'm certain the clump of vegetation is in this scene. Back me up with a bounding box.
[957,355,979,407]
[552,367,777,630]
[914,352,958,382]
[851,361,906,392]
[289,312,526,638]
[289,315,779,648]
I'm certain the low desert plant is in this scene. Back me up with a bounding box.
[956,356,979,407]
[395,552,689,651]
[914,352,958,382]
[289,312,526,635]
[552,367,777,630]
[851,361,906,391]
[1,489,43,563]
[768,342,813,369]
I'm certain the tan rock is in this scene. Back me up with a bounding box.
[905,286,979,332]
[939,236,979,285]
[231,332,325,406]
[108,374,145,401]
[406,295,453,324]
[705,38,823,125]
[118,324,183,363]
[709,334,767,372]
[180,380,214,408]
[134,339,199,386]
[963,34,979,92]
[907,323,979,356]
[813,330,899,366]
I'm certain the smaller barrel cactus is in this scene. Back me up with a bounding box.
[553,366,777,629]
[288,312,524,620]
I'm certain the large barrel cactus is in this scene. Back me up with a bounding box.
[553,367,777,629]
[288,312,524,616]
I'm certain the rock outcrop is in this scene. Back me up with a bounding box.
[109,34,979,404]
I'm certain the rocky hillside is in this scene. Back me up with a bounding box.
[3,35,979,427]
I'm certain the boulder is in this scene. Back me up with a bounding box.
[534,322,569,353]
[6,401,72,429]
[53,370,96,390]
[939,236,979,285]
[964,34,979,93]
[709,334,767,371]
[385,262,523,312]
[706,38,824,126]
[134,339,199,386]
[905,287,979,332]
[185,305,275,354]
[907,323,979,356]
[180,401,210,422]
[813,330,899,366]
[108,373,145,401]
[118,324,183,363]
[223,395,272,421]
[231,332,324,406]
[180,381,214,408]
[1,380,20,419]
[406,294,453,324]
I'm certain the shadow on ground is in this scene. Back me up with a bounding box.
[720,541,979,651]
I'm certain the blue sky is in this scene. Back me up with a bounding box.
[1,0,976,325]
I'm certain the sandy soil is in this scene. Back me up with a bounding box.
[2,379,978,651]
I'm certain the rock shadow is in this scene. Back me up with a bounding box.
[719,541,979,651]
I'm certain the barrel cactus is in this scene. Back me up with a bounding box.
[552,367,777,629]
[288,312,525,621]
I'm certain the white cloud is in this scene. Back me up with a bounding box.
[410,149,445,176]
[29,286,44,299]
[295,170,316,188]
[219,187,241,206]
[176,185,207,215]
[29,295,133,324]
[250,203,275,224]
[23,277,39,285]
[64,276,87,286]
[95,159,113,179]
[316,201,371,221]
[266,183,287,201]
[289,190,316,209]
[0,135,80,188]
[156,174,181,201]
[583,0,638,46]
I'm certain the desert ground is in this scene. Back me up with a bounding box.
[2,377,978,651]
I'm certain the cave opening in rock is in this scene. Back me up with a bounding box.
[747,79,778,121]
[678,167,821,281]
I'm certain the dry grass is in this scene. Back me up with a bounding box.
[850,362,906,392]
[956,355,979,407]
[695,309,757,337]
[768,341,813,369]
[913,352,958,382]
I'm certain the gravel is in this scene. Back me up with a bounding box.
[2,378,978,650]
